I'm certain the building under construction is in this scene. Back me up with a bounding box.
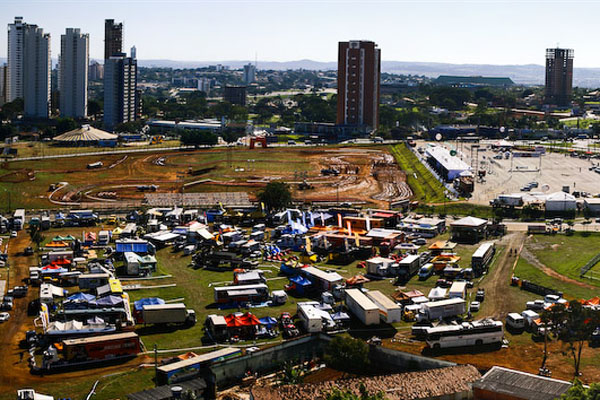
[545,48,573,107]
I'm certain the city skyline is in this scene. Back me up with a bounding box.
[0,0,598,67]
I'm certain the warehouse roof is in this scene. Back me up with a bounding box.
[425,146,471,172]
[128,377,207,400]
[472,366,572,400]
[450,216,487,228]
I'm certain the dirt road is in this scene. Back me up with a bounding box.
[478,232,526,319]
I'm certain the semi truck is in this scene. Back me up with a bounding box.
[13,209,25,231]
[417,298,466,322]
[345,288,379,326]
[140,303,196,326]
[365,290,402,323]
[397,254,421,280]
[37,332,140,372]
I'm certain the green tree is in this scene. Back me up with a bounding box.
[55,117,79,134]
[278,361,304,385]
[179,130,218,147]
[540,303,566,371]
[324,336,370,374]
[555,301,600,377]
[28,225,45,253]
[326,384,386,400]
[560,379,600,399]
[257,181,292,211]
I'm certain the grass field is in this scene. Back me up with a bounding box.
[389,144,447,203]
[518,232,600,292]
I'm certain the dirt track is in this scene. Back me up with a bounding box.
[0,233,147,395]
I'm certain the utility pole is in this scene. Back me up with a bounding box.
[154,344,158,387]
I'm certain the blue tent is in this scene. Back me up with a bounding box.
[288,275,312,295]
[259,316,278,329]
[94,295,124,307]
[133,297,165,311]
[66,293,96,302]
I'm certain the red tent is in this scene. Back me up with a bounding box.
[224,312,261,327]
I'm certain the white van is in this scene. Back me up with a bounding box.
[521,310,539,329]
[506,313,525,331]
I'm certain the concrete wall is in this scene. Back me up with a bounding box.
[210,334,328,387]
[369,345,456,372]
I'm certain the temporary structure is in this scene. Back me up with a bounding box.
[53,125,118,145]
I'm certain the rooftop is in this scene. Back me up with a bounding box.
[251,365,481,400]
[472,366,572,400]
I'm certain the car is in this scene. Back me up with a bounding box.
[10,231,17,238]
[0,301,12,311]
[526,299,546,311]
[287,140,296,146]
[529,182,539,188]
[0,312,9,322]
[23,247,34,256]
[475,288,485,302]
[469,301,480,312]
[521,186,531,192]
[436,279,452,288]
[412,238,427,246]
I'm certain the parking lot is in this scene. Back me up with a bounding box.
[458,144,600,204]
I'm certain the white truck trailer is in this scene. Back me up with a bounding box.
[345,288,379,326]
[418,298,466,322]
[365,290,402,323]
[141,303,196,326]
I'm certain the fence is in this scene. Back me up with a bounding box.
[580,251,600,277]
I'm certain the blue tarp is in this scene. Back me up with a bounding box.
[93,295,124,307]
[66,293,96,302]
[259,316,277,329]
[289,275,311,287]
[116,241,149,253]
[133,297,165,311]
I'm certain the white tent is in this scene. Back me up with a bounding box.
[545,191,576,212]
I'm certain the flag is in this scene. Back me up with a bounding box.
[310,212,315,227]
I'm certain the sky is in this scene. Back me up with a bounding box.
[0,0,599,67]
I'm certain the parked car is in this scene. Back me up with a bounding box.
[436,279,452,288]
[23,247,34,256]
[469,301,480,312]
[475,288,485,302]
[412,238,427,246]
[526,299,546,311]
[10,231,17,238]
[0,312,9,322]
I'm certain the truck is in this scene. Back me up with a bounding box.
[38,332,141,371]
[13,209,25,231]
[417,298,466,322]
[345,288,380,326]
[365,290,402,323]
[397,254,421,280]
[140,303,196,326]
[448,281,467,299]
[418,263,434,280]
[296,302,335,333]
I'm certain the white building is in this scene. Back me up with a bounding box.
[243,63,256,84]
[425,145,471,181]
[60,28,89,118]
[7,17,25,102]
[198,77,211,94]
[7,16,51,118]
[104,53,137,130]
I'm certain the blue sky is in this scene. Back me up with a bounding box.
[0,0,597,66]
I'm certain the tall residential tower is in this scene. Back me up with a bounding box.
[60,28,89,118]
[336,40,381,131]
[104,54,137,129]
[104,19,123,59]
[545,48,573,107]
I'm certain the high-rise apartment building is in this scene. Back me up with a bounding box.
[0,64,6,105]
[336,40,380,131]
[104,19,123,60]
[104,53,137,129]
[89,61,104,81]
[243,63,256,84]
[545,48,573,107]
[60,28,89,118]
[7,17,25,103]
[23,23,51,118]
[7,17,51,118]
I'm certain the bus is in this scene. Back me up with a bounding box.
[471,242,495,275]
[425,319,504,349]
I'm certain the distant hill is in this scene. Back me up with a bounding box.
[2,57,600,87]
